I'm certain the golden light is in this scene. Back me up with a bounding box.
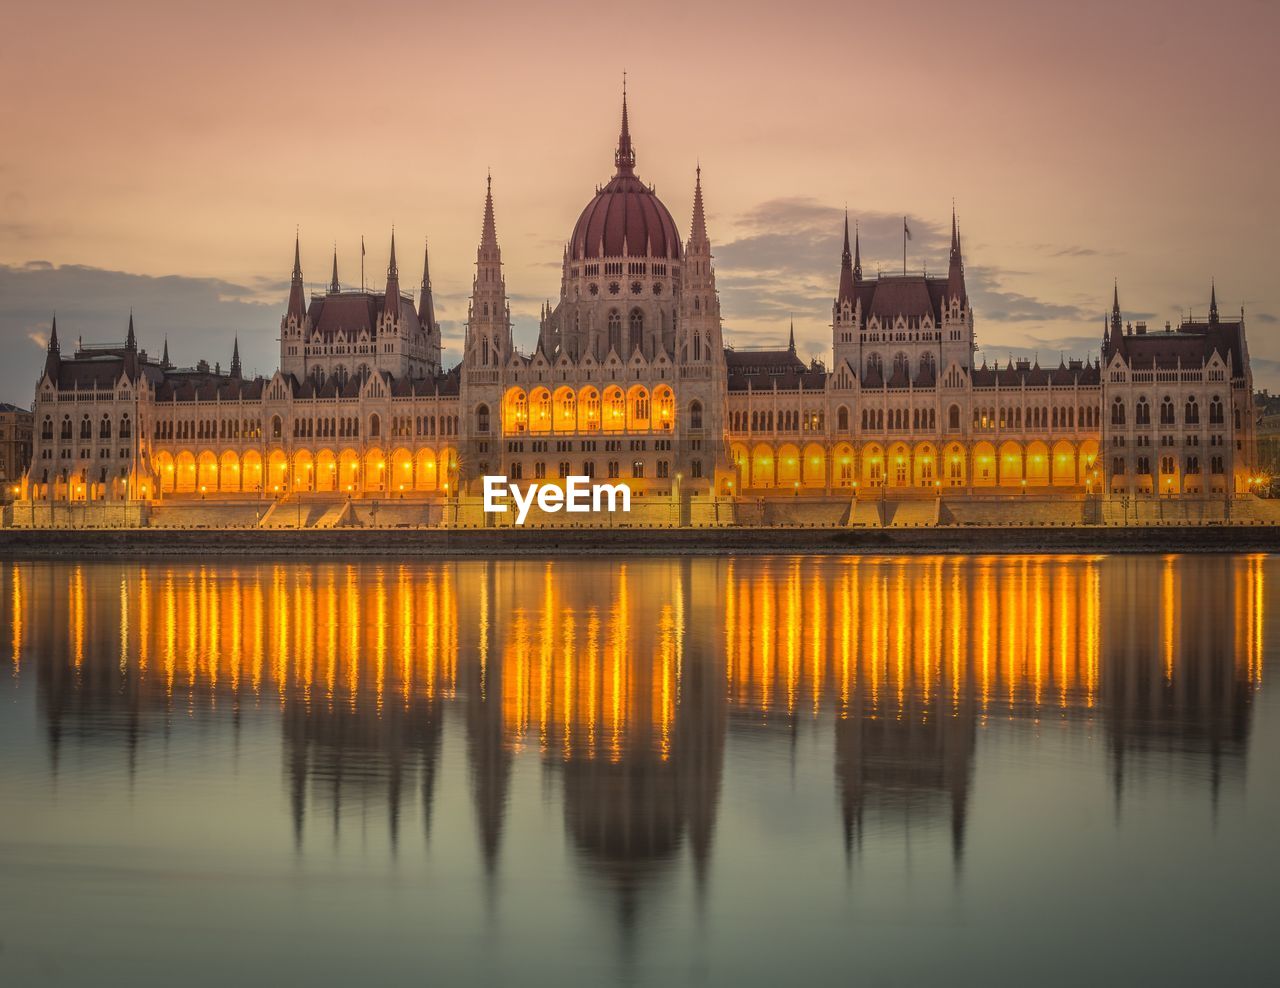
[166,464,173,472]
[786,458,796,466]
[200,485,207,492]
[840,456,850,465]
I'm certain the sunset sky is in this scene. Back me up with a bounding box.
[2,0,1277,402]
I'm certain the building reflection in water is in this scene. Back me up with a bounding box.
[6,553,1265,917]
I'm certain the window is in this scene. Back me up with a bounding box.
[1185,397,1199,425]
[1110,397,1125,426]
[1136,398,1150,425]
[42,417,53,441]
[534,461,546,480]
[837,406,849,431]
[948,404,960,430]
[1209,396,1224,425]
[691,459,702,479]
[369,414,380,438]
[608,309,622,353]
[690,400,704,430]
[632,460,645,479]
[272,416,282,439]
[629,309,643,352]
[476,403,490,434]
[1160,397,1175,425]
[80,415,92,440]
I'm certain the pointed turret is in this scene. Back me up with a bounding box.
[837,211,856,308]
[1209,280,1220,325]
[689,164,709,248]
[419,239,436,327]
[161,336,171,370]
[384,230,401,317]
[467,174,510,365]
[329,245,340,294]
[788,318,796,354]
[853,221,862,280]
[126,310,137,350]
[615,78,635,177]
[1111,281,1123,339]
[43,314,61,380]
[481,173,498,251]
[230,336,242,378]
[286,233,306,322]
[946,206,966,304]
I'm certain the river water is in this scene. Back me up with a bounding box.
[0,554,1275,985]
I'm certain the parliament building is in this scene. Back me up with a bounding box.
[17,94,1259,526]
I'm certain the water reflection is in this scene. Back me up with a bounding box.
[4,554,1265,926]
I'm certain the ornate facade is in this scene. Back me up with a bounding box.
[18,94,1258,518]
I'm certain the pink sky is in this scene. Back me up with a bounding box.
[2,0,1277,392]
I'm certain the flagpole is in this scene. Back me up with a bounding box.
[903,217,907,275]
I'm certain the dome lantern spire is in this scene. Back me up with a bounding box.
[614,74,635,177]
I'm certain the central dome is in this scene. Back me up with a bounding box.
[568,95,681,262]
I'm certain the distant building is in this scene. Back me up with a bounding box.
[0,402,34,497]
[17,93,1259,514]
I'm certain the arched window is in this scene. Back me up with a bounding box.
[271,416,282,439]
[1136,398,1150,425]
[1185,396,1199,424]
[1111,397,1125,426]
[608,309,622,353]
[369,414,380,437]
[41,416,53,441]
[893,351,909,378]
[99,414,112,439]
[80,415,92,440]
[949,404,960,430]
[1160,397,1175,425]
[476,403,490,434]
[61,416,72,441]
[837,406,849,431]
[918,353,936,378]
[1209,396,1224,425]
[866,353,882,378]
[690,400,703,430]
[629,309,644,352]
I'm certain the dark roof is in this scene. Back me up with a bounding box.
[970,359,1101,388]
[845,273,951,326]
[569,173,681,262]
[303,289,421,342]
[726,348,827,391]
[1104,317,1246,375]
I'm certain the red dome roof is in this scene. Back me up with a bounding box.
[568,94,681,262]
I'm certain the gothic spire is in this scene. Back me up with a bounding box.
[853,220,862,280]
[329,244,340,293]
[689,163,708,247]
[126,309,136,350]
[161,336,171,369]
[1209,279,1220,325]
[385,229,400,314]
[230,336,242,378]
[1110,280,1123,338]
[419,238,436,327]
[614,76,635,177]
[43,314,60,380]
[837,211,856,307]
[481,172,498,251]
[788,317,796,353]
[286,231,306,322]
[947,206,966,305]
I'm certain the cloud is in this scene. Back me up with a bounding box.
[712,200,949,335]
[0,262,278,403]
[1255,311,1277,324]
